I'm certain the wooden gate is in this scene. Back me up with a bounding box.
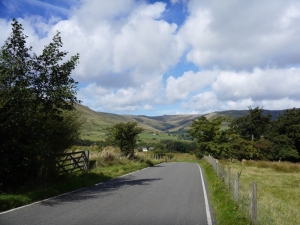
[56,150,89,175]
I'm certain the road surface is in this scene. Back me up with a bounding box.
[0,162,213,225]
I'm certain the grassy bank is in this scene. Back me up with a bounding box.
[0,149,162,212]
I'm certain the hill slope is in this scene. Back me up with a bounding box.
[76,104,286,141]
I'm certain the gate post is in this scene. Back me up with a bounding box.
[84,150,89,170]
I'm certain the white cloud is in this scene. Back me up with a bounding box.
[256,98,300,110]
[0,19,13,44]
[170,0,180,4]
[31,1,184,90]
[279,3,300,27]
[72,0,134,30]
[143,104,153,110]
[226,99,255,110]
[112,2,183,77]
[182,91,219,113]
[170,0,188,5]
[1,0,300,115]
[113,7,181,72]
[166,70,217,103]
[174,67,300,113]
[180,0,300,70]
[77,75,163,112]
[212,68,300,101]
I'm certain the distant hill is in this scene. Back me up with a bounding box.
[76,104,286,141]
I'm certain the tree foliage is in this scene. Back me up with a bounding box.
[0,19,81,190]
[154,139,197,154]
[106,122,143,158]
[189,107,300,162]
[268,108,300,161]
[230,107,271,141]
[188,116,228,158]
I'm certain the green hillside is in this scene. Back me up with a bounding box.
[76,104,285,141]
[76,104,132,141]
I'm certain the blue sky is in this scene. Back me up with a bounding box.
[1,0,300,116]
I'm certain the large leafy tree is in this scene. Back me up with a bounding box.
[0,19,81,190]
[189,115,261,160]
[107,122,143,158]
[230,107,272,141]
[268,108,300,161]
[228,107,300,161]
[188,116,222,143]
[188,116,227,158]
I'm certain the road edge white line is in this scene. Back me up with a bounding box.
[0,163,164,215]
[197,164,213,225]
[0,185,89,215]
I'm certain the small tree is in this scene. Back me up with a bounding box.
[107,122,143,158]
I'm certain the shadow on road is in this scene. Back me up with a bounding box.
[40,177,161,206]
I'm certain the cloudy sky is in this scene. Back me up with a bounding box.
[1,0,300,116]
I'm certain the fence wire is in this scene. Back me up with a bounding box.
[204,155,300,225]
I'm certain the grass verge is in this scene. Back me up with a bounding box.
[198,159,252,225]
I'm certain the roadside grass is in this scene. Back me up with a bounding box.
[220,160,300,225]
[198,159,252,225]
[0,149,162,212]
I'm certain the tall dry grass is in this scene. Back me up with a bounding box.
[222,160,300,225]
[243,160,300,173]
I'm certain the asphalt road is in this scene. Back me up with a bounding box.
[0,162,213,225]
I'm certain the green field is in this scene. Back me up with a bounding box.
[138,131,183,143]
[220,160,300,225]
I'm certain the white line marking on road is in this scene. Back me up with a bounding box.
[0,186,88,215]
[197,164,213,225]
[0,163,162,214]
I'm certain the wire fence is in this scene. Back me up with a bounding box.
[205,155,257,223]
[204,155,300,225]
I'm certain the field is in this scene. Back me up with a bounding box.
[220,160,300,225]
[138,132,182,143]
[80,131,191,144]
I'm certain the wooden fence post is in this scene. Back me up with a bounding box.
[71,150,75,169]
[84,150,89,170]
[221,165,225,182]
[234,172,239,202]
[227,166,231,191]
[214,159,217,172]
[250,182,258,225]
